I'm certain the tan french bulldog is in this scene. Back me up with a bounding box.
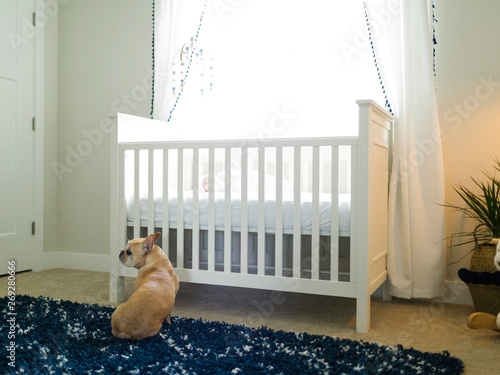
[111,232,179,340]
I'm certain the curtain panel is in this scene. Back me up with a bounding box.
[367,0,445,298]
[151,0,206,121]
[151,0,177,121]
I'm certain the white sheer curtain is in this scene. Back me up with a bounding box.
[367,0,445,298]
[151,0,176,121]
[152,0,206,121]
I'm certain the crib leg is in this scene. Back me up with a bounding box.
[356,295,370,333]
[382,280,392,302]
[109,273,125,304]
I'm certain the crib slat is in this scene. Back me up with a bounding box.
[293,146,301,278]
[258,147,265,276]
[208,148,215,272]
[147,150,155,236]
[162,149,170,258]
[224,148,232,273]
[350,145,358,282]
[240,148,248,274]
[177,149,185,269]
[133,150,140,239]
[275,147,283,277]
[330,146,339,282]
[192,148,199,271]
[118,149,126,247]
[312,146,320,280]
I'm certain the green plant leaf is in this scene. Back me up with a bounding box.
[442,159,500,245]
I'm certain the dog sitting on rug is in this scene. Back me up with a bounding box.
[111,233,179,340]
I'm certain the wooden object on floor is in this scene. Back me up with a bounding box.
[467,312,500,332]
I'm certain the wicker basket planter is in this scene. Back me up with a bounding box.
[470,244,498,273]
[459,243,500,315]
[466,283,500,315]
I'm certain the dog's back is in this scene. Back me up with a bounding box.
[112,238,179,340]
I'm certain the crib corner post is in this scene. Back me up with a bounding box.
[354,100,373,333]
[109,272,125,304]
[382,280,392,302]
[109,114,123,304]
[356,294,370,333]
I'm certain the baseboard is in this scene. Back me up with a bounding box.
[442,280,473,306]
[42,251,109,273]
[372,280,472,305]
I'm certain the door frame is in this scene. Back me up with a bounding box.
[33,1,45,271]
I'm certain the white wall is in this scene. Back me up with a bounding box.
[435,0,500,281]
[55,0,151,255]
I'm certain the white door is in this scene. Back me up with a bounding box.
[0,0,35,273]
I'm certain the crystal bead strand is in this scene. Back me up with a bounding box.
[150,0,156,117]
[167,0,208,122]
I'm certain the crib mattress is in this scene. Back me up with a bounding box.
[127,191,351,236]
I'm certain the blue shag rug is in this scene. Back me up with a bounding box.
[1,295,463,374]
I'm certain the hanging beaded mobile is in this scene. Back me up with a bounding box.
[165,0,211,122]
[170,37,214,98]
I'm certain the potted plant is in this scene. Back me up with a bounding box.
[444,159,500,314]
[444,159,500,254]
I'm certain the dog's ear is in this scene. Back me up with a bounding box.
[153,232,161,244]
[142,233,161,254]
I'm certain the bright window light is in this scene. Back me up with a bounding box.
[161,0,385,140]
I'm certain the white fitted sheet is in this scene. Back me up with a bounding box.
[127,191,351,235]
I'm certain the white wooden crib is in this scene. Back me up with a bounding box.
[109,100,393,332]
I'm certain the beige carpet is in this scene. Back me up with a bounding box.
[2,269,499,374]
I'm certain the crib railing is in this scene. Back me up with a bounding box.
[117,137,357,283]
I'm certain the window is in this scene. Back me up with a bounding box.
[158,0,384,140]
